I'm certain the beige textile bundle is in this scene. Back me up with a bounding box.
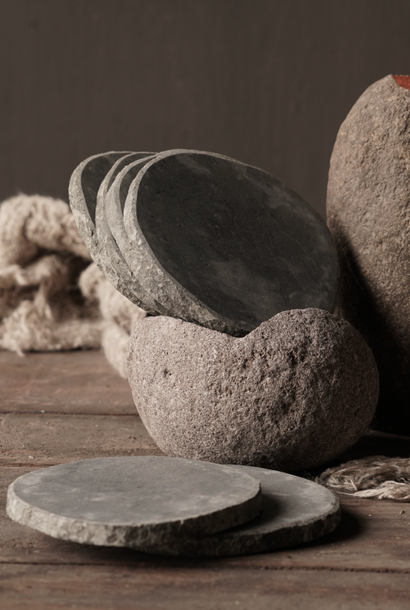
[317,456,410,502]
[0,194,145,377]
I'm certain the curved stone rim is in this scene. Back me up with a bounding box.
[68,150,133,258]
[101,153,168,315]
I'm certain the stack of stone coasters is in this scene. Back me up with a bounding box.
[6,456,341,557]
[69,149,339,334]
[69,149,379,472]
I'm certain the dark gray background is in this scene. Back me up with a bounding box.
[1,0,409,218]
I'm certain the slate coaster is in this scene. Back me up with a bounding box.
[101,154,172,316]
[136,465,341,557]
[68,151,156,309]
[327,74,410,433]
[68,150,132,261]
[6,457,262,548]
[120,149,338,335]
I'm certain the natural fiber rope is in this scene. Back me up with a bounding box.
[317,456,410,501]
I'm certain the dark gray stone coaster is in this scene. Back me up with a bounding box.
[121,149,338,335]
[68,150,132,262]
[136,465,341,557]
[94,152,161,313]
[68,151,156,310]
[127,309,379,472]
[327,74,410,434]
[6,456,262,548]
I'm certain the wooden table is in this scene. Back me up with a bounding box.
[1,350,410,609]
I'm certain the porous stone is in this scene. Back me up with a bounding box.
[94,152,162,314]
[135,465,341,557]
[327,74,410,433]
[6,456,262,547]
[127,308,379,472]
[68,151,156,310]
[120,149,338,335]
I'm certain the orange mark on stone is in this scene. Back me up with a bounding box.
[393,74,410,90]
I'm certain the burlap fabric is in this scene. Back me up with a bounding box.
[0,194,145,377]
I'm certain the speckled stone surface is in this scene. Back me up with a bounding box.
[127,308,379,472]
[327,74,410,433]
[121,149,338,335]
[135,465,341,557]
[6,457,262,548]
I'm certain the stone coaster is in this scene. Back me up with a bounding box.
[327,74,410,434]
[121,149,338,335]
[68,150,132,262]
[101,154,172,316]
[94,152,161,312]
[68,151,156,308]
[136,465,341,557]
[128,309,379,472]
[6,456,262,548]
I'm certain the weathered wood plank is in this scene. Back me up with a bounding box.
[1,563,410,610]
[0,350,135,415]
[0,414,162,466]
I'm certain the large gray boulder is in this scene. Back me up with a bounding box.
[327,74,410,433]
[127,308,379,472]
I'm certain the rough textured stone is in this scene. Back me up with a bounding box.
[6,456,262,547]
[121,149,338,335]
[135,465,341,557]
[68,151,157,310]
[327,74,410,433]
[127,308,379,472]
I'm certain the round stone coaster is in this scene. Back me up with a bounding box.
[135,465,341,557]
[122,149,338,335]
[68,151,157,309]
[6,457,262,548]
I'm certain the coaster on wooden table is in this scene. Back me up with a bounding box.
[6,456,262,548]
[136,465,341,557]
